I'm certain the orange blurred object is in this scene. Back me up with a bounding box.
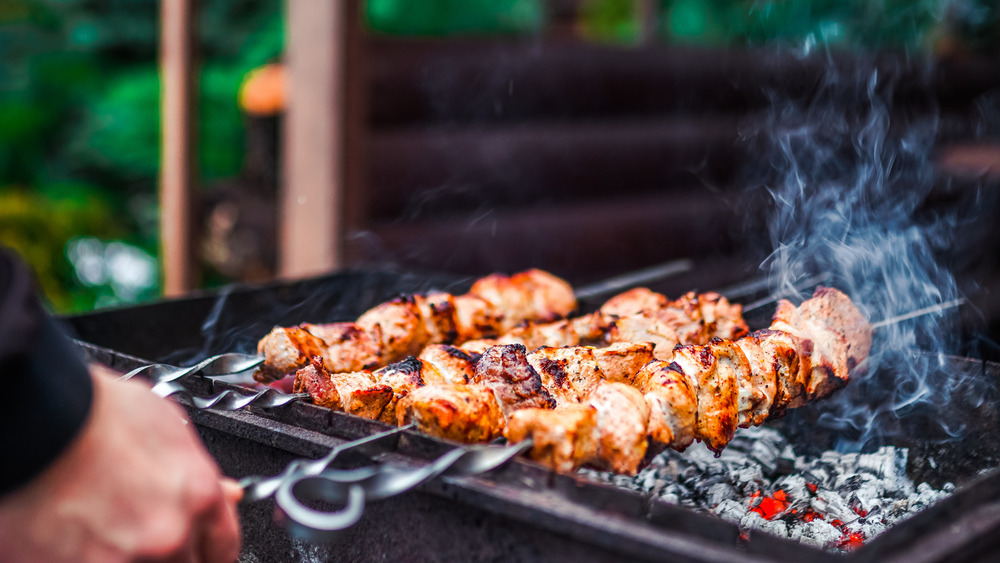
[239,63,286,116]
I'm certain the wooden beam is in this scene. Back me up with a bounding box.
[281,1,350,277]
[159,0,198,296]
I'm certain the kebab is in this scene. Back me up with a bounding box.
[261,279,749,382]
[295,286,870,476]
[256,268,578,382]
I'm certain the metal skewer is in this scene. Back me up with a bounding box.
[573,259,693,300]
[150,379,303,410]
[872,298,966,329]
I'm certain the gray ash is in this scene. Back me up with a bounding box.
[580,427,954,551]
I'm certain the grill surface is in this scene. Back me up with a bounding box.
[66,269,1000,562]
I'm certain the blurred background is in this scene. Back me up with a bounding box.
[3,0,1000,318]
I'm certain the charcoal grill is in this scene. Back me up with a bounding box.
[66,268,1000,562]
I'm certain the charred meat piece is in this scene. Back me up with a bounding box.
[569,312,610,344]
[357,296,428,364]
[634,360,697,451]
[418,344,480,384]
[734,335,777,427]
[473,344,556,419]
[609,313,681,361]
[396,384,504,443]
[256,326,326,382]
[592,342,655,385]
[585,382,650,475]
[671,344,737,454]
[372,356,432,424]
[293,358,393,420]
[505,404,598,473]
[301,322,381,374]
[526,346,604,406]
[515,268,578,324]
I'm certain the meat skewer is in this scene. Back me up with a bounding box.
[262,281,749,383]
[258,268,578,382]
[294,286,870,477]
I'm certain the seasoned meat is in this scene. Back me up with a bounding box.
[592,342,655,385]
[526,346,604,406]
[301,322,381,374]
[570,312,610,344]
[608,313,681,361]
[505,404,598,473]
[599,287,669,318]
[256,326,325,382]
[373,356,430,424]
[751,329,810,412]
[357,296,427,363]
[771,297,850,402]
[418,344,480,384]
[656,292,708,345]
[671,344,737,454]
[634,360,697,450]
[699,292,750,341]
[708,337,757,430]
[513,268,577,324]
[396,384,504,443]
[414,291,458,345]
[457,338,498,355]
[585,382,650,475]
[453,294,501,341]
[499,318,580,350]
[292,358,393,420]
[473,344,556,419]
[734,335,777,427]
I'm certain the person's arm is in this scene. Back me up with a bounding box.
[0,249,241,562]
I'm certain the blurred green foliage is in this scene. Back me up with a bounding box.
[0,0,283,312]
[0,0,992,313]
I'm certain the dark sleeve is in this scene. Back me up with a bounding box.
[0,249,93,497]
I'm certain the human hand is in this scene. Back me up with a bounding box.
[0,367,242,562]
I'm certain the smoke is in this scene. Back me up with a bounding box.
[743,49,987,451]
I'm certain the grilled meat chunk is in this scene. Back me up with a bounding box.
[657,292,708,345]
[418,344,480,384]
[592,342,655,385]
[293,358,393,419]
[373,356,431,424]
[634,360,697,450]
[357,296,427,364]
[473,344,556,419]
[414,292,459,345]
[734,335,777,427]
[586,382,650,475]
[256,326,326,382]
[699,292,750,341]
[301,322,381,374]
[396,384,504,443]
[526,346,604,406]
[453,294,501,341]
[751,329,810,412]
[599,287,669,318]
[505,404,598,473]
[671,344,737,454]
[608,313,681,361]
[708,337,758,430]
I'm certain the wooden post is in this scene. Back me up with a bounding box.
[281,1,350,277]
[159,0,198,296]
